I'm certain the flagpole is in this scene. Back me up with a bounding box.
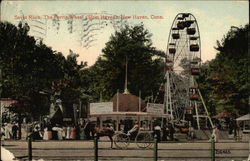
[124,56,129,94]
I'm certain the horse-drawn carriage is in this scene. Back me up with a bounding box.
[113,129,154,149]
[88,112,169,149]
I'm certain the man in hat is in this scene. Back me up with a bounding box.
[127,121,139,138]
[12,123,18,140]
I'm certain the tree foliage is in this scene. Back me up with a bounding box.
[85,24,165,101]
[0,21,87,119]
[197,24,249,115]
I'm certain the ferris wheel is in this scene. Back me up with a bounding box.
[164,13,213,129]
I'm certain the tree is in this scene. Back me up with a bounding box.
[0,21,88,121]
[197,24,249,115]
[60,50,88,118]
[86,24,165,101]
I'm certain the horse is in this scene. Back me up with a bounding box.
[85,121,115,148]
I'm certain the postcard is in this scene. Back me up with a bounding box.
[1,1,249,161]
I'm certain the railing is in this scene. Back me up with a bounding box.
[20,134,248,161]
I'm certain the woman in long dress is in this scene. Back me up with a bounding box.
[4,123,10,139]
[1,126,5,145]
[57,127,63,140]
[62,126,66,140]
[70,126,76,139]
[79,125,85,140]
[212,127,219,142]
[43,127,49,140]
[66,126,70,139]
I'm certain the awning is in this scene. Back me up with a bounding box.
[89,112,170,118]
[212,112,232,118]
[0,98,17,108]
[236,114,250,122]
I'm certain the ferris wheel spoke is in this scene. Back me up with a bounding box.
[174,44,189,63]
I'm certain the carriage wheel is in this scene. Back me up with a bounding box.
[135,132,153,149]
[114,132,130,149]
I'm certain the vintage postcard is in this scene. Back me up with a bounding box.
[1,0,249,161]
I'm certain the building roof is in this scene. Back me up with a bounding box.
[0,98,17,108]
[112,93,146,112]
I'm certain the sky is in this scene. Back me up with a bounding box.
[1,0,249,66]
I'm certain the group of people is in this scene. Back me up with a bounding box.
[1,120,179,142]
[157,123,176,141]
[1,122,19,140]
[29,122,92,141]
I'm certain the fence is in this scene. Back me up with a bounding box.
[21,135,248,161]
[92,135,217,161]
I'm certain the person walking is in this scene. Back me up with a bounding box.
[12,123,18,140]
[4,123,11,139]
[79,124,85,140]
[62,126,67,140]
[33,125,42,140]
[169,123,175,141]
[69,126,76,140]
[43,127,49,140]
[154,124,161,142]
[1,125,5,145]
[84,121,91,140]
[212,126,219,142]
[66,125,71,139]
[57,125,64,140]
